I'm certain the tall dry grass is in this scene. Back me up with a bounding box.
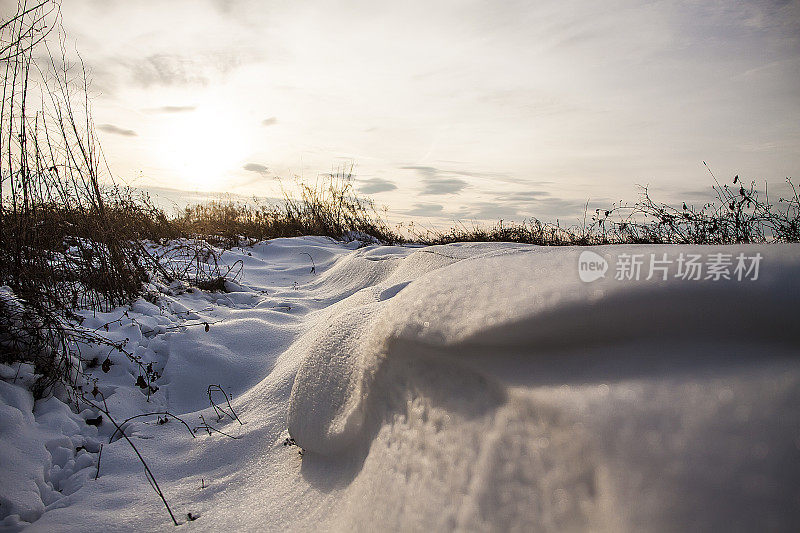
[175,167,402,247]
[0,1,167,393]
[1,1,153,314]
[171,172,800,248]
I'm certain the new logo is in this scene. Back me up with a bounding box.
[578,250,608,282]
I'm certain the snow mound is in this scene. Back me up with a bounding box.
[289,245,799,455]
[284,244,799,530]
[6,240,799,532]
[0,373,103,530]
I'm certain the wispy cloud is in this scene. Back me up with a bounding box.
[421,177,468,195]
[398,193,588,223]
[493,191,552,202]
[400,165,533,194]
[261,117,278,126]
[212,0,236,15]
[401,166,469,195]
[97,124,137,137]
[128,54,207,87]
[145,105,196,113]
[358,177,397,194]
[124,49,262,88]
[401,166,437,178]
[404,203,444,217]
[243,163,269,174]
[454,193,586,223]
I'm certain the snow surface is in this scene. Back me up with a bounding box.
[1,238,799,532]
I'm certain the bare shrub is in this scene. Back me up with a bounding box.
[593,172,800,245]
[0,2,174,396]
[416,173,799,246]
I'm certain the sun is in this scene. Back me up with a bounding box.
[155,106,250,191]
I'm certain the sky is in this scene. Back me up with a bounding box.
[43,0,800,224]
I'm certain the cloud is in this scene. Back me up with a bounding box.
[493,191,552,202]
[358,177,397,194]
[421,177,469,195]
[454,194,587,223]
[400,165,535,194]
[400,165,469,195]
[212,0,236,14]
[401,165,438,178]
[125,49,262,88]
[261,117,278,126]
[97,123,137,137]
[404,203,444,217]
[527,197,592,221]
[450,202,525,222]
[145,105,196,113]
[81,61,118,96]
[128,54,207,87]
[243,163,269,174]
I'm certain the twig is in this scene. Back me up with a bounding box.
[299,252,316,274]
[82,392,180,526]
[94,443,102,480]
[194,413,239,439]
[162,319,223,332]
[108,411,196,444]
[207,384,243,425]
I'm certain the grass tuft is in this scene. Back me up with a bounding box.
[174,166,402,247]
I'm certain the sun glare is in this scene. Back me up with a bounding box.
[155,106,250,191]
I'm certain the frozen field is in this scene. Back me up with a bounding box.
[2,238,799,532]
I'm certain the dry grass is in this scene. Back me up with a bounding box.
[174,168,402,247]
[412,175,800,246]
[0,1,174,395]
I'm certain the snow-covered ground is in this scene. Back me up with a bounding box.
[2,238,799,532]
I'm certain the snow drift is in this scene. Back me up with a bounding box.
[285,243,800,531]
[3,239,798,532]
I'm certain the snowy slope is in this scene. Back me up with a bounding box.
[2,238,799,532]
